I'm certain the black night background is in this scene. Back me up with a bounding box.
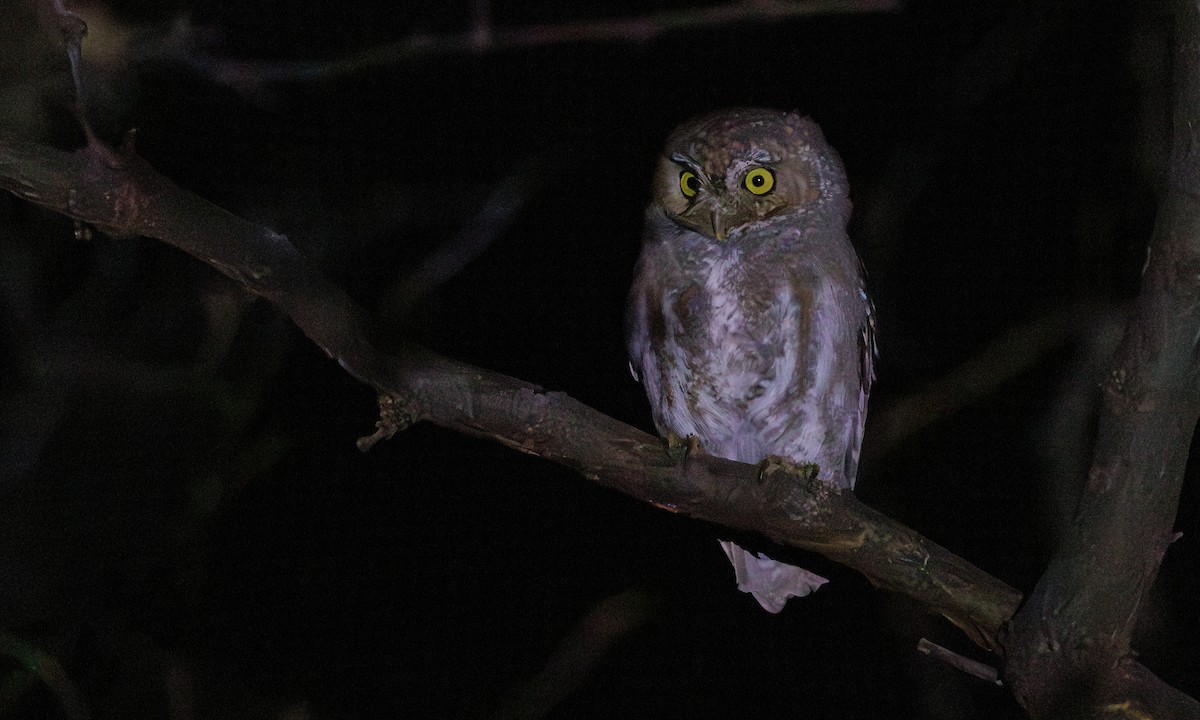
[0,1,1197,718]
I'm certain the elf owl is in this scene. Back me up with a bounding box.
[626,108,875,612]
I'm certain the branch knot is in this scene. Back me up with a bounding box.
[357,392,418,451]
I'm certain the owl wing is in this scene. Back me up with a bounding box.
[852,265,878,476]
[625,213,680,408]
[846,286,877,484]
[625,256,652,385]
[625,263,649,385]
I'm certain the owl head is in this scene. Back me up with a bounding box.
[651,108,850,241]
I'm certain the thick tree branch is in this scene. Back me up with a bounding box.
[0,132,1020,655]
[3,107,1196,714]
[1003,3,1200,718]
[5,2,1196,714]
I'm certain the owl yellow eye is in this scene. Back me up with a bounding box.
[679,171,700,198]
[744,167,775,195]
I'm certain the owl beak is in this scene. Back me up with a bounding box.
[712,211,728,242]
[710,199,759,241]
[713,204,742,242]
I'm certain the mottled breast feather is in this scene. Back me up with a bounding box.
[626,108,874,612]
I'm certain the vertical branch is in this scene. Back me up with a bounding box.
[1004,2,1200,717]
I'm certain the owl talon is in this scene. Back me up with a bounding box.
[664,433,703,464]
[757,456,820,484]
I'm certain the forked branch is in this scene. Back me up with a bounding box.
[2,1,1197,714]
[1001,2,1200,718]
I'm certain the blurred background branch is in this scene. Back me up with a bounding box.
[0,0,1193,718]
[184,0,901,96]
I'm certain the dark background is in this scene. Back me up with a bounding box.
[0,0,1196,718]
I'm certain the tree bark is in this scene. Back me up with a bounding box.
[1,133,1021,647]
[1002,3,1200,718]
[3,5,1199,708]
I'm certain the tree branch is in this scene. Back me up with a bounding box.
[1003,2,1200,717]
[0,132,1020,654]
[862,300,1094,461]
[186,1,899,94]
[2,6,1196,708]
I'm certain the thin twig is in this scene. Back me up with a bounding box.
[2,3,1196,711]
[382,159,540,320]
[0,631,93,720]
[186,0,899,93]
[493,588,654,720]
[862,301,1099,462]
[917,638,1002,686]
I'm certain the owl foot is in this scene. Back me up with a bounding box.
[664,432,703,464]
[756,456,819,484]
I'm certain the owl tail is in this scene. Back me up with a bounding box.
[719,541,828,613]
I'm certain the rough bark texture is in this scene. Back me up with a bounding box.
[0,134,1020,651]
[3,9,1199,702]
[1002,3,1200,718]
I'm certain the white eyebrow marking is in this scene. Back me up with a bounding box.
[744,147,773,163]
[670,152,701,169]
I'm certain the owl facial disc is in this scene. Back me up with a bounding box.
[651,108,846,241]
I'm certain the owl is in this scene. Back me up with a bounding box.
[626,108,875,613]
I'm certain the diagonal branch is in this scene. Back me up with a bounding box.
[3,114,1196,715]
[381,159,540,321]
[6,2,1195,714]
[0,132,1019,654]
[862,300,1094,461]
